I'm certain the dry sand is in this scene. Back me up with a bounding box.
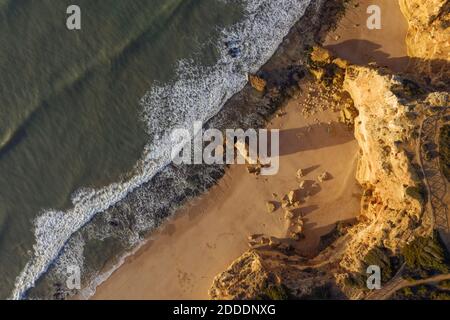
[92,0,409,300]
[324,0,409,72]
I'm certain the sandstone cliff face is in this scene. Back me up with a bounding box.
[340,66,433,273]
[209,249,339,300]
[399,0,450,83]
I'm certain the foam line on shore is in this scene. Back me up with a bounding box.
[10,0,311,300]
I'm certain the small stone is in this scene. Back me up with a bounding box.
[287,190,300,204]
[248,234,259,241]
[318,171,331,182]
[290,232,303,241]
[266,201,276,213]
[296,169,305,178]
[269,236,281,247]
[292,224,303,234]
[281,200,290,209]
[284,210,294,220]
[299,180,307,189]
[247,165,260,175]
[292,201,302,207]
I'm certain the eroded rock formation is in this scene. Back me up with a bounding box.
[340,65,433,273]
[399,0,450,83]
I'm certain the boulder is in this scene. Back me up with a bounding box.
[299,180,307,189]
[249,74,267,92]
[310,46,332,64]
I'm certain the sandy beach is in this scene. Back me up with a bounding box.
[92,0,409,300]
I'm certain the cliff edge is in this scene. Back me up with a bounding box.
[209,0,449,300]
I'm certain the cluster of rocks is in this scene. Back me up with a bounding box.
[301,84,342,118]
[302,46,359,126]
[265,167,332,241]
[247,234,293,253]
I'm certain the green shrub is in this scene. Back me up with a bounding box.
[402,287,413,297]
[261,284,289,300]
[361,247,393,282]
[401,233,449,276]
[405,185,426,204]
[303,283,334,300]
[343,273,367,289]
[394,284,450,300]
[416,285,429,296]
[439,280,450,289]
[431,291,450,300]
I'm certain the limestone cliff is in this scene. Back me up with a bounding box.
[399,0,450,83]
[340,66,433,273]
[209,249,341,300]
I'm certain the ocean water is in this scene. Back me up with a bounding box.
[0,0,311,299]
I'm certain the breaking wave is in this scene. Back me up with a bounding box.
[11,0,311,299]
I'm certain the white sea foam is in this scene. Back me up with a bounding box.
[10,0,311,299]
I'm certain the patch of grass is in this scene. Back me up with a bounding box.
[343,273,367,290]
[402,287,414,297]
[430,291,450,300]
[405,185,426,204]
[401,233,449,278]
[303,283,334,300]
[259,284,290,300]
[439,280,450,289]
[394,284,450,300]
[362,247,393,282]
[345,247,397,290]
[439,124,450,182]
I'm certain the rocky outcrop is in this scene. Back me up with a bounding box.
[209,249,340,300]
[249,74,267,92]
[340,65,434,273]
[399,0,450,84]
